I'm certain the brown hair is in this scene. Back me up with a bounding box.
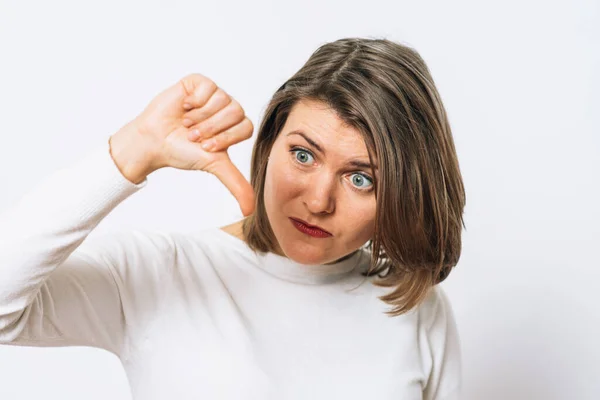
[242,38,466,316]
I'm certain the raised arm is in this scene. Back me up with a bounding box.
[0,142,173,355]
[0,73,255,356]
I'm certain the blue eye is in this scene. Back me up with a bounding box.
[350,173,373,190]
[292,149,314,164]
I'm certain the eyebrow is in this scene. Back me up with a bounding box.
[286,130,378,171]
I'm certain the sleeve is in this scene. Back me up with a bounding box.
[420,285,462,400]
[0,140,174,357]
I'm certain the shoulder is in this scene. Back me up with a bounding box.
[417,285,456,333]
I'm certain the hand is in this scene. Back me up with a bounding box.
[110,73,255,216]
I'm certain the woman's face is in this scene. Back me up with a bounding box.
[263,99,377,265]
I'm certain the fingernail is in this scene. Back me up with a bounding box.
[201,139,216,151]
[188,130,200,141]
[183,103,193,110]
[182,118,193,127]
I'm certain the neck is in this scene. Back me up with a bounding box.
[219,218,359,265]
[220,218,247,242]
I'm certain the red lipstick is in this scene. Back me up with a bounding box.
[290,218,332,238]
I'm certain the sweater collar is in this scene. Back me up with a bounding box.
[214,228,366,285]
[255,247,364,285]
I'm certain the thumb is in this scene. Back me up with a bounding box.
[208,155,256,217]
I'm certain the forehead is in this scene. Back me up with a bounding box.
[282,99,370,157]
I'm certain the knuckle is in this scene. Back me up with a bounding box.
[214,89,230,106]
[181,73,206,92]
[186,72,205,80]
[230,103,245,121]
[230,99,242,111]
[242,118,254,137]
[198,81,217,100]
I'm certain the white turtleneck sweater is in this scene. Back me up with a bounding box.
[0,140,461,400]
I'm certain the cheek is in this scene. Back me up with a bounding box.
[264,160,304,220]
[265,159,304,204]
[339,199,377,243]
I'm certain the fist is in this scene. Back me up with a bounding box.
[112,73,255,216]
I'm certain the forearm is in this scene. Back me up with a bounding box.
[0,142,144,342]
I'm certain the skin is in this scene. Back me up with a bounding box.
[223,99,378,266]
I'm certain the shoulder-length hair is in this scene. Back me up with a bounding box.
[242,38,466,316]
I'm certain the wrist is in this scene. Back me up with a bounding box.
[109,123,159,184]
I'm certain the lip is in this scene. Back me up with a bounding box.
[289,217,332,238]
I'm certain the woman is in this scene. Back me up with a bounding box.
[0,38,466,399]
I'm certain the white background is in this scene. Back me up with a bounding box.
[0,0,598,399]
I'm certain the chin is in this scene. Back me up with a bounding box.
[278,238,331,265]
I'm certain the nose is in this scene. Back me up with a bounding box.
[303,175,336,215]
